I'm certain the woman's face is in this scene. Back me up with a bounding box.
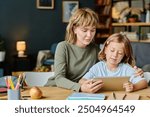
[105,41,125,67]
[74,26,96,48]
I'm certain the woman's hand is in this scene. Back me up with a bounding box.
[123,82,134,92]
[134,66,144,77]
[80,79,104,93]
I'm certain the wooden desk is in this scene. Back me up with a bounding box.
[1,87,150,100]
[0,87,73,100]
[22,87,73,100]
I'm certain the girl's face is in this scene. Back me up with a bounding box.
[74,26,96,48]
[105,41,125,67]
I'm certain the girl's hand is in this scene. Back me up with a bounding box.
[134,66,144,77]
[80,79,104,93]
[123,82,134,92]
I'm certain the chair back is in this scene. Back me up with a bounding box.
[144,72,150,86]
[50,43,58,54]
[24,72,54,86]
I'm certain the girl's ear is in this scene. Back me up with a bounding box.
[104,47,107,54]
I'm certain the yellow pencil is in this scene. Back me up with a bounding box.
[8,77,15,90]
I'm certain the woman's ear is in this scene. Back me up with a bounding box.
[73,26,77,34]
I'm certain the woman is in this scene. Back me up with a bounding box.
[54,8,100,92]
[46,8,143,92]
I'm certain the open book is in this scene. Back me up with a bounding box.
[67,92,105,100]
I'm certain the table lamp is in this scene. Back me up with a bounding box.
[16,41,26,57]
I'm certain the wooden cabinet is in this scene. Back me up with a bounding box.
[12,55,33,71]
[95,0,112,44]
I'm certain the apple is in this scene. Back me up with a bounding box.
[29,86,43,99]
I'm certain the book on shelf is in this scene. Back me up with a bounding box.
[106,18,111,28]
[97,0,111,6]
[96,33,110,38]
[103,5,111,15]
[67,92,105,100]
[124,32,138,41]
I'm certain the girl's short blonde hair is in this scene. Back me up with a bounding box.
[99,33,135,66]
[65,8,99,44]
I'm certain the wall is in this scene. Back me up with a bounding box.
[0,0,95,74]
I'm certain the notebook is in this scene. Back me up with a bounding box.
[0,87,7,93]
[94,76,130,91]
[67,92,105,100]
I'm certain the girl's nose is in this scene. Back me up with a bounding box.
[113,51,118,57]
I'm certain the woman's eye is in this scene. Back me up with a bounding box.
[91,29,96,32]
[81,29,87,32]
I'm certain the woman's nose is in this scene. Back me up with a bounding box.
[87,31,92,37]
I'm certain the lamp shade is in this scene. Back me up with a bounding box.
[16,41,26,51]
[16,41,26,57]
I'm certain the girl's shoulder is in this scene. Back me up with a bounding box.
[89,61,106,71]
[94,61,105,67]
[120,63,134,70]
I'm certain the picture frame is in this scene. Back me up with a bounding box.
[62,1,79,23]
[36,0,54,9]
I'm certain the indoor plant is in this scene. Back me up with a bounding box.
[127,14,139,23]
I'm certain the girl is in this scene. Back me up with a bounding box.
[79,33,148,93]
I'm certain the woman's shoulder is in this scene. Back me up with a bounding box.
[58,41,68,46]
[57,41,71,49]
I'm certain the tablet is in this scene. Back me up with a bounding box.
[94,76,130,91]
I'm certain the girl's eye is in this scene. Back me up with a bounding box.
[110,49,114,52]
[118,52,123,55]
[118,51,123,55]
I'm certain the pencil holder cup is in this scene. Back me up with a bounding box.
[7,89,21,100]
[19,83,24,89]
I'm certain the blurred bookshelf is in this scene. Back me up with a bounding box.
[95,0,112,44]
